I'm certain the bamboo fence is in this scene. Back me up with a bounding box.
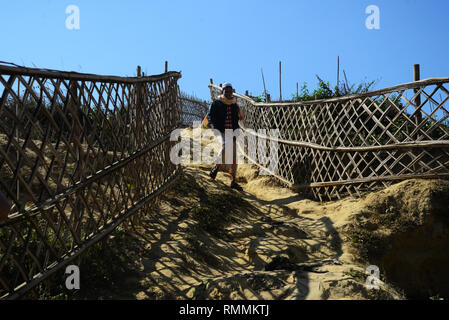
[209,78,449,201]
[178,91,209,127]
[0,64,182,299]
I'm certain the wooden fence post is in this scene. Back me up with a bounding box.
[69,79,83,251]
[413,64,423,172]
[279,61,282,102]
[414,64,422,124]
[133,65,144,227]
[337,56,340,88]
[136,66,142,148]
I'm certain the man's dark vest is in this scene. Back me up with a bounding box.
[208,100,240,133]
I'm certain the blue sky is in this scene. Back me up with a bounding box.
[1,0,449,101]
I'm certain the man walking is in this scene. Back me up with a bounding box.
[208,82,244,190]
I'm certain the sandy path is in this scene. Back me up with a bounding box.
[107,162,402,300]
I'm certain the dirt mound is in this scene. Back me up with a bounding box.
[341,179,449,299]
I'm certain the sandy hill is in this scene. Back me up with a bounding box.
[37,128,449,300]
[107,160,447,300]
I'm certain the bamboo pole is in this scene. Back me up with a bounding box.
[0,64,181,83]
[68,79,84,254]
[337,56,340,88]
[414,64,422,123]
[136,65,142,148]
[135,65,144,213]
[292,173,449,189]
[413,64,423,172]
[239,122,449,152]
[261,68,267,100]
[16,80,20,206]
[279,61,282,102]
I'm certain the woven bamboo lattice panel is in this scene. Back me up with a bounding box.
[0,64,182,299]
[209,78,449,201]
[178,91,209,127]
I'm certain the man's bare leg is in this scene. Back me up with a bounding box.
[229,138,243,190]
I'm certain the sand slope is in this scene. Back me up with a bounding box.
[113,163,405,300]
[91,128,449,300]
